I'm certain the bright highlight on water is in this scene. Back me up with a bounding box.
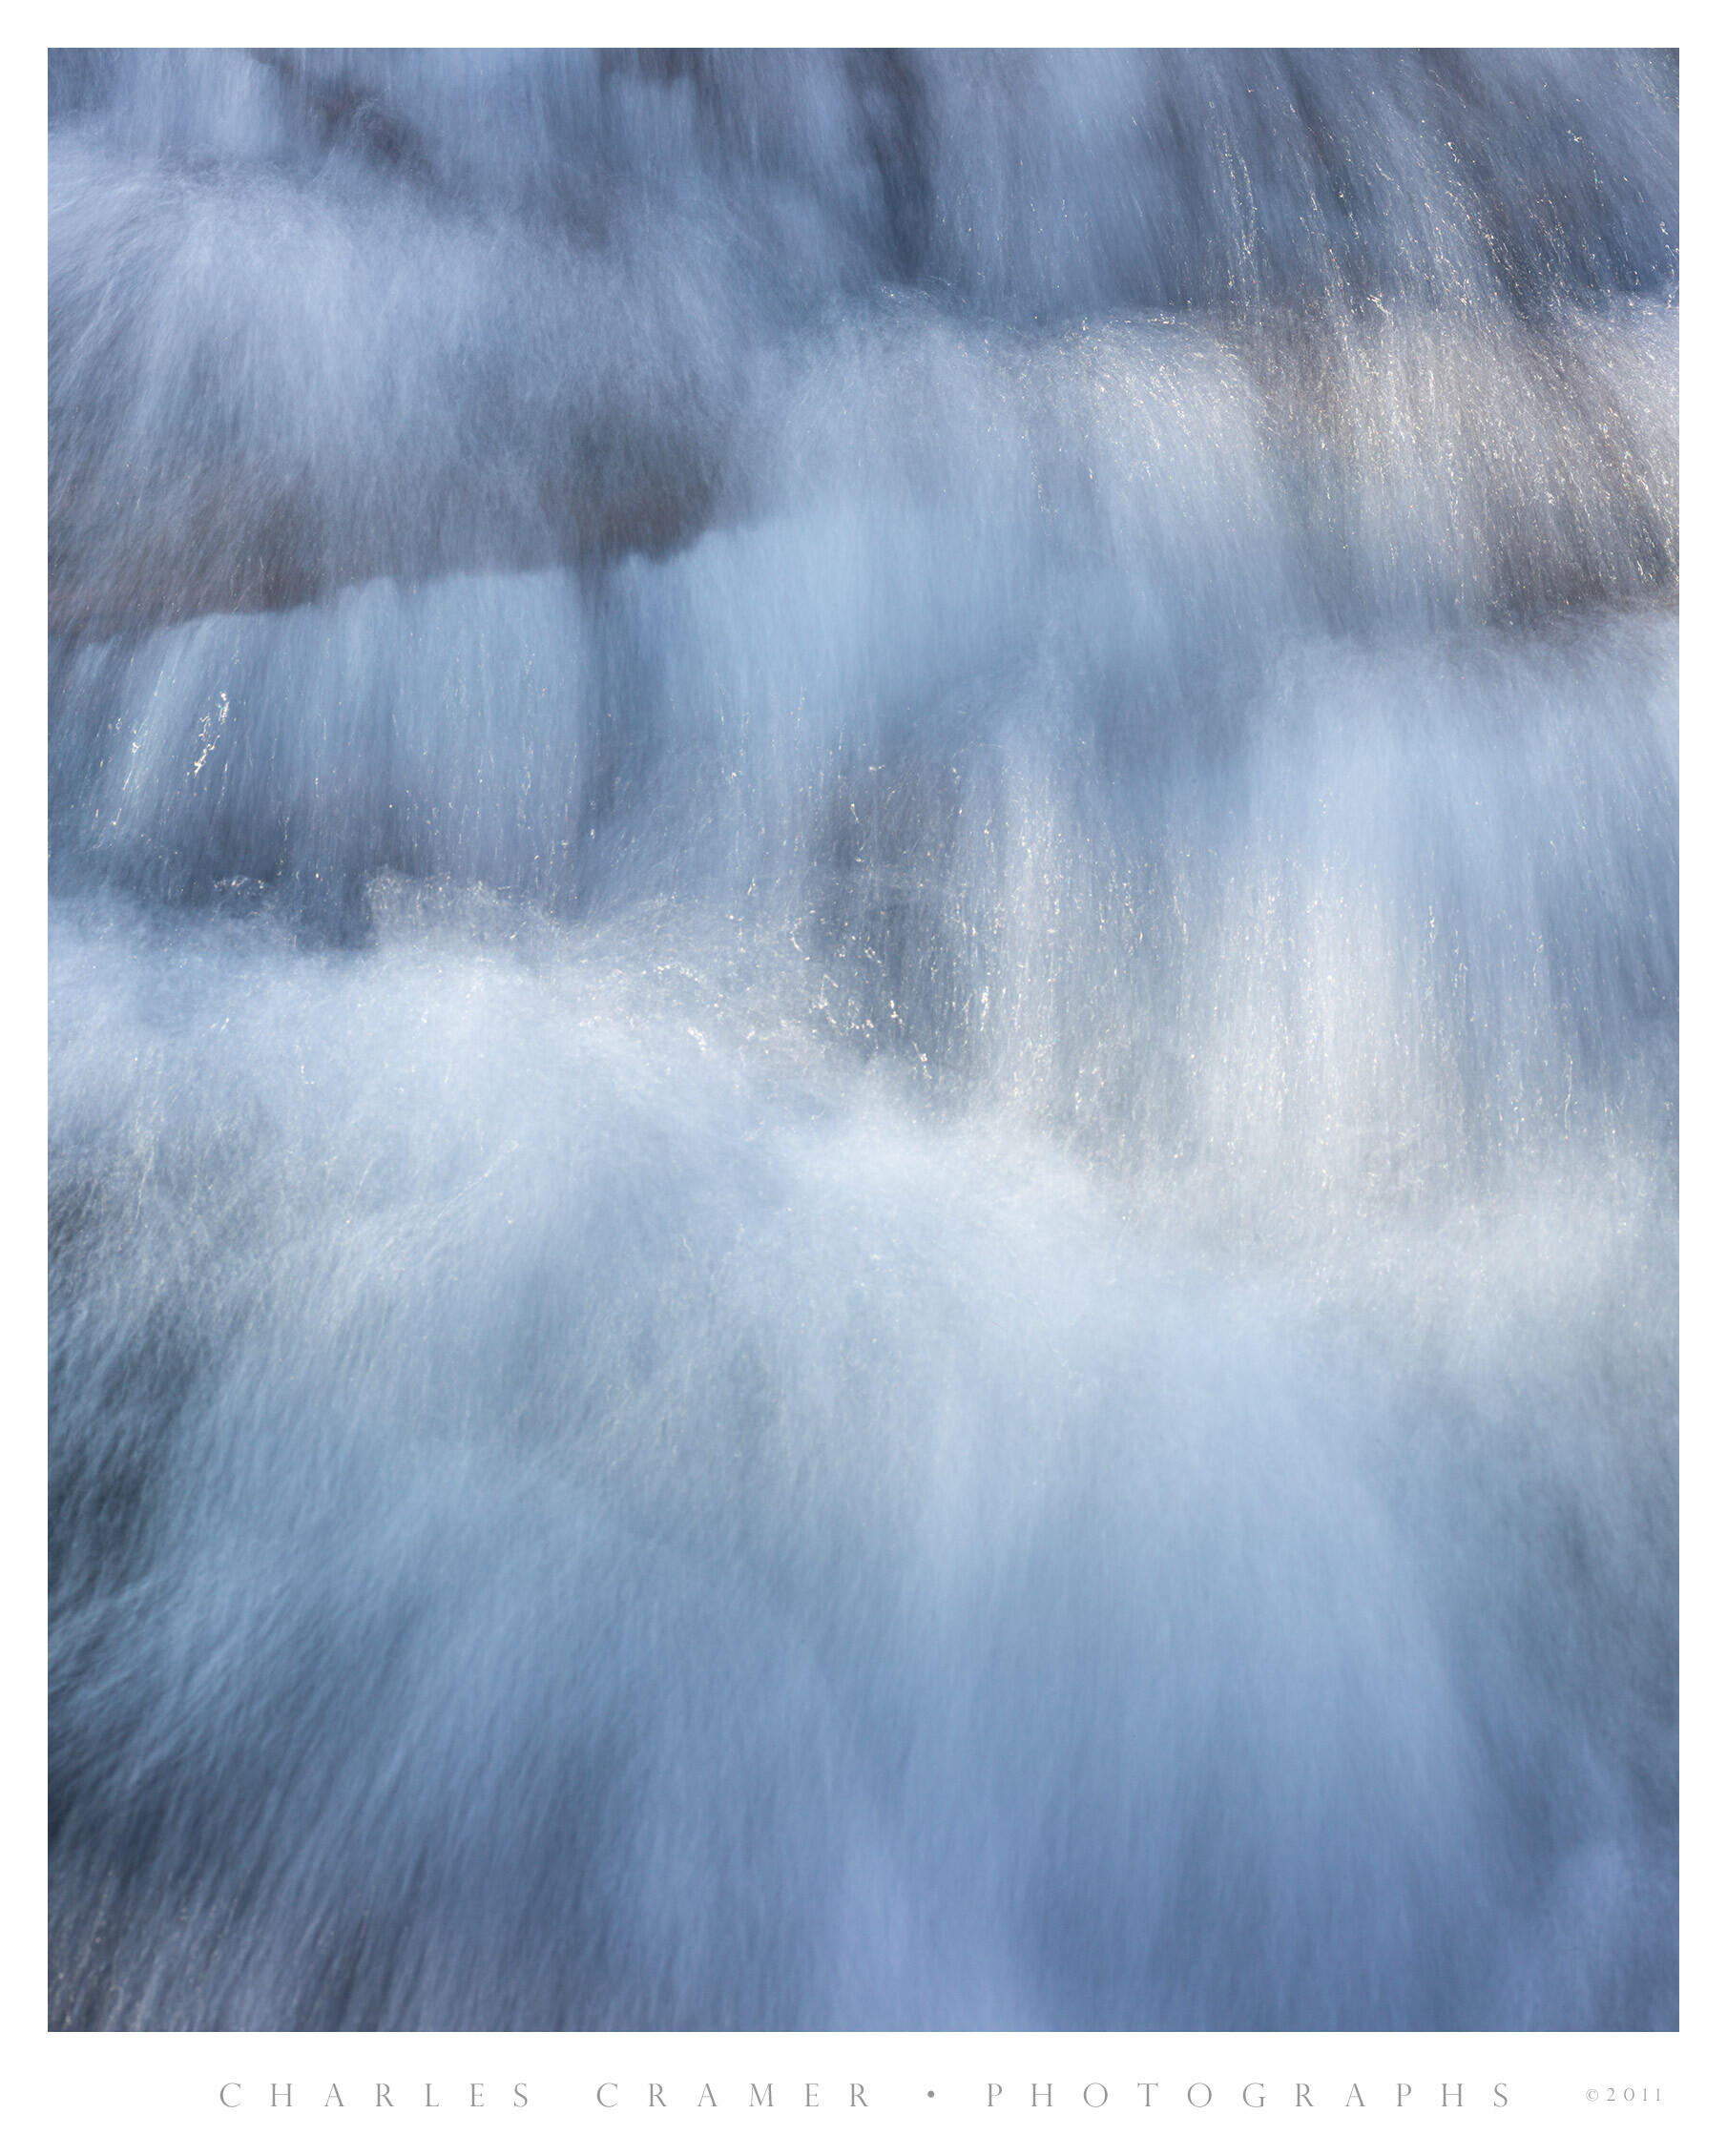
[48,50,1677,2031]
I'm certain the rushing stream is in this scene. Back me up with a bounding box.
[48,50,1678,2031]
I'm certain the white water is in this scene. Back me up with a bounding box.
[49,50,1677,2030]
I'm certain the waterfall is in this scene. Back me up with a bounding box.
[48,49,1677,2032]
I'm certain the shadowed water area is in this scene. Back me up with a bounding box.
[48,48,1678,2031]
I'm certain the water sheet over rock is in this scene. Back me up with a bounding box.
[48,48,1678,2031]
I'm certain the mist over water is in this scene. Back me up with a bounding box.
[48,51,1677,2031]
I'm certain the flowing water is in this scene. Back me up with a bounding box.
[47,50,1678,2031]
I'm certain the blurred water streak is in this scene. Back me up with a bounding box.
[48,49,1678,2031]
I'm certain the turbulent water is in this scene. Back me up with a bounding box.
[47,51,1678,2032]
